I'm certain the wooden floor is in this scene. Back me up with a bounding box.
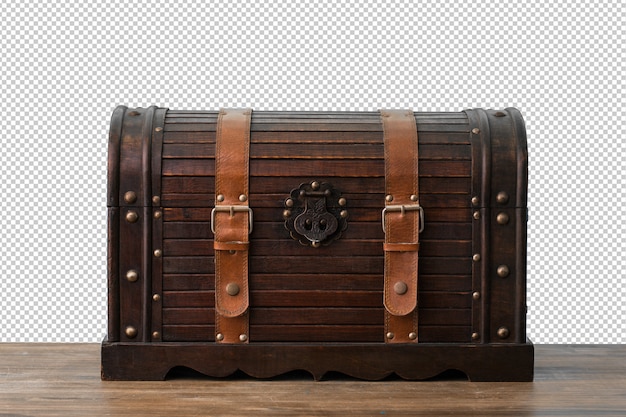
[0,344,625,416]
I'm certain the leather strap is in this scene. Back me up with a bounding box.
[213,108,252,343]
[381,109,420,343]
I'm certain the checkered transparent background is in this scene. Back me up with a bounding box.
[1,1,624,343]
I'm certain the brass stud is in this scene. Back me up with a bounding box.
[471,196,479,206]
[393,281,408,295]
[154,210,162,219]
[239,334,248,342]
[124,191,137,204]
[239,194,247,202]
[125,326,137,338]
[285,198,294,208]
[311,181,320,190]
[338,197,347,206]
[496,212,510,225]
[494,111,506,117]
[216,194,225,202]
[125,211,138,223]
[152,331,160,338]
[472,254,481,262]
[153,249,162,258]
[226,283,240,296]
[497,326,510,339]
[472,291,481,300]
[283,209,292,218]
[155,126,163,132]
[408,332,417,340]
[340,210,348,219]
[471,332,480,341]
[497,265,510,278]
[125,270,138,282]
[152,294,160,302]
[472,127,480,135]
[386,332,395,340]
[473,211,480,220]
[385,194,394,202]
[311,241,321,248]
[496,191,509,205]
[216,333,224,341]
[152,195,161,205]
[410,194,418,202]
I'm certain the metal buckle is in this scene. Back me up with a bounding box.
[382,205,425,233]
[211,205,254,234]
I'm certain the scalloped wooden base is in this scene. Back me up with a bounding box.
[101,339,533,381]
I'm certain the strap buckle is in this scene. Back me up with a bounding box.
[382,205,425,233]
[211,205,254,234]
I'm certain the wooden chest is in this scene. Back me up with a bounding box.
[101,106,533,381]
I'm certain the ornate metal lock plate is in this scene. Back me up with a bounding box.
[283,181,348,247]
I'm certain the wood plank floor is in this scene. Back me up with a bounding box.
[0,344,625,416]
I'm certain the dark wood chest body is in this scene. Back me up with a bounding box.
[102,107,533,381]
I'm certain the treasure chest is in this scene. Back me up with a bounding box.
[101,106,533,381]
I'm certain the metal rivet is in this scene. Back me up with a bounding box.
[472,291,481,300]
[226,283,240,296]
[125,326,137,338]
[340,210,348,219]
[410,195,418,202]
[216,333,224,341]
[154,210,162,219]
[473,211,480,220]
[155,126,163,132]
[152,294,160,302]
[385,195,394,202]
[311,181,320,190]
[472,254,481,262]
[408,332,417,340]
[471,196,479,206]
[497,212,510,225]
[283,209,292,218]
[494,111,506,117]
[239,194,247,202]
[216,194,225,202]
[497,326,510,339]
[229,250,236,255]
[497,265,510,278]
[338,197,347,206]
[124,191,137,204]
[125,270,138,282]
[153,249,162,258]
[496,191,509,205]
[285,198,294,208]
[239,334,248,342]
[472,127,480,135]
[311,241,321,248]
[152,331,160,338]
[152,195,161,205]
[471,332,480,341]
[386,332,395,340]
[125,211,138,223]
[393,281,408,295]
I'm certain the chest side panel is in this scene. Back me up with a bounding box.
[158,111,473,343]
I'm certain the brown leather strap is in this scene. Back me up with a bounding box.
[213,108,252,343]
[381,109,421,343]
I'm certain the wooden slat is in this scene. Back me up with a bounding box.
[163,130,471,145]
[162,143,470,160]
[163,238,471,258]
[161,176,471,195]
[162,159,471,178]
[164,122,468,133]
